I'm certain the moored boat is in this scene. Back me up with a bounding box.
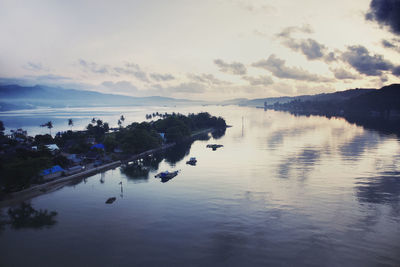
[155,170,179,179]
[206,144,223,150]
[186,157,197,165]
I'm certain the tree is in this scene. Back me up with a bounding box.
[91,118,96,124]
[118,119,122,128]
[40,121,53,135]
[0,120,4,135]
[120,115,125,122]
[68,119,73,131]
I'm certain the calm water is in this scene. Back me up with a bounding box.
[1,106,400,266]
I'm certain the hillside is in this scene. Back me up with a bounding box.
[0,84,197,111]
[233,88,375,107]
[263,84,400,134]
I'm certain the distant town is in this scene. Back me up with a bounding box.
[0,112,226,196]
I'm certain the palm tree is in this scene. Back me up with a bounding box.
[68,119,73,131]
[41,121,53,135]
[120,115,125,127]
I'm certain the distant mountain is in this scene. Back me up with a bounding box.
[265,84,400,119]
[0,84,198,111]
[233,88,375,107]
[262,84,400,134]
[345,84,400,112]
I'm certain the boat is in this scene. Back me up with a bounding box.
[206,144,224,151]
[186,157,197,165]
[155,170,179,179]
[105,197,116,204]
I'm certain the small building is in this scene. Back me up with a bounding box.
[40,165,65,180]
[113,147,123,153]
[91,143,105,150]
[86,150,99,161]
[46,144,60,154]
[67,165,84,175]
[87,137,96,145]
[67,154,83,164]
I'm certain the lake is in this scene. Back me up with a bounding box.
[0,105,399,266]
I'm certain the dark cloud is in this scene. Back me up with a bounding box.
[381,38,400,52]
[366,0,400,35]
[276,27,336,62]
[242,75,274,86]
[393,66,400,76]
[382,39,396,48]
[341,45,393,76]
[252,54,333,82]
[284,38,327,60]
[150,73,175,82]
[188,73,231,86]
[331,68,358,80]
[214,59,247,75]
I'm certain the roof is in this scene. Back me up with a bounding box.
[91,143,105,150]
[46,144,59,151]
[41,165,65,176]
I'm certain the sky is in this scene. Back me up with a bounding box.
[0,0,399,100]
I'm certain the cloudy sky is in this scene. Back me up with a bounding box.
[0,0,399,100]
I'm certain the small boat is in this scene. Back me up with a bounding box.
[105,197,116,204]
[155,170,179,179]
[206,144,223,151]
[186,157,197,165]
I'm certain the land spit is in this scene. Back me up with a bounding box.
[0,128,217,206]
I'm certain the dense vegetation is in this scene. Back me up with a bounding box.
[266,84,400,133]
[0,112,226,194]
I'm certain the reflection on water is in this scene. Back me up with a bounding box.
[0,203,57,232]
[0,106,400,266]
[356,171,400,206]
[211,128,226,140]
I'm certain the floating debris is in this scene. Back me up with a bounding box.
[105,197,116,204]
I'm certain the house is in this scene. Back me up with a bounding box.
[40,165,65,180]
[67,165,84,175]
[66,153,83,165]
[85,150,99,161]
[91,143,105,150]
[159,132,166,141]
[86,137,96,145]
[113,147,123,153]
[46,144,60,154]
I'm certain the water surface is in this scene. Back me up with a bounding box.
[1,106,399,266]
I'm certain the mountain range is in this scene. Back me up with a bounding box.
[1,83,399,113]
[0,84,197,111]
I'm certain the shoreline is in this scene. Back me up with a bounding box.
[0,127,218,207]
